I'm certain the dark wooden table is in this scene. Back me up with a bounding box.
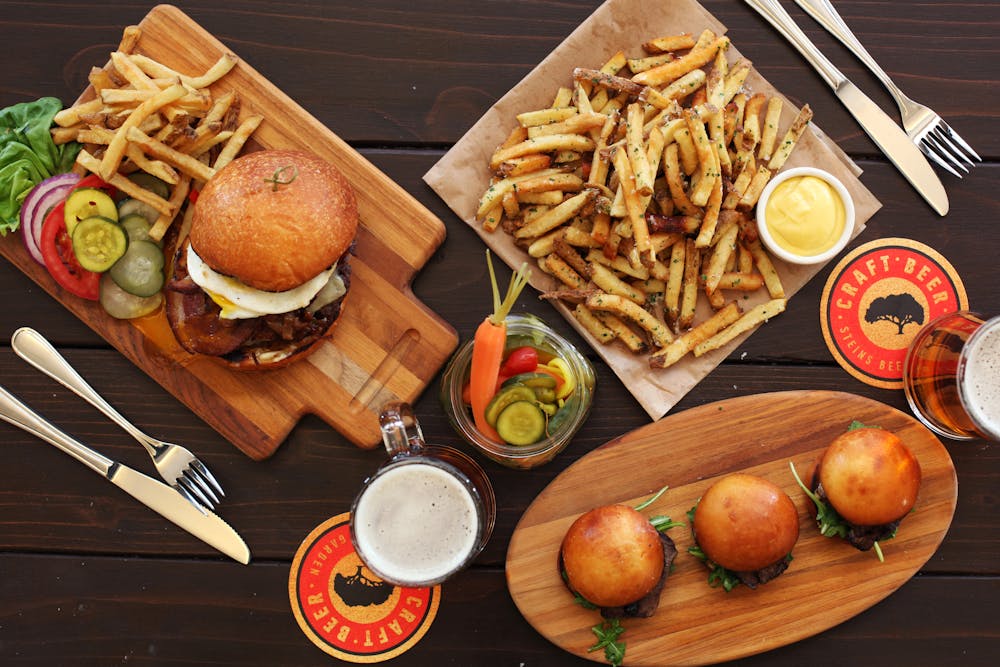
[1,1,997,665]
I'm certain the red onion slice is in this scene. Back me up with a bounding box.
[20,172,81,265]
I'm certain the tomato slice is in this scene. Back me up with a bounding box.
[500,346,539,376]
[40,201,100,301]
[74,174,116,196]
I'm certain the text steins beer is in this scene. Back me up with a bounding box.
[903,311,1000,442]
[349,402,496,587]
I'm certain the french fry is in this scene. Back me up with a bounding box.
[514,190,593,239]
[594,311,648,353]
[541,253,588,289]
[684,109,716,207]
[768,104,813,170]
[736,165,772,212]
[499,154,552,177]
[149,175,191,242]
[679,238,700,329]
[650,301,741,367]
[589,262,646,304]
[694,175,723,248]
[748,239,786,298]
[573,304,617,344]
[212,114,263,171]
[757,97,783,163]
[625,103,653,195]
[126,142,180,184]
[124,126,215,182]
[528,112,607,139]
[663,143,700,217]
[574,68,644,97]
[716,272,764,291]
[517,107,578,127]
[490,134,596,170]
[694,298,787,357]
[741,93,767,153]
[632,33,730,87]
[642,33,697,54]
[611,147,653,265]
[702,219,740,293]
[586,293,673,347]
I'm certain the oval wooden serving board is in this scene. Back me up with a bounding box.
[0,5,457,459]
[506,391,957,666]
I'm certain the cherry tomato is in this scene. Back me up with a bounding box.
[39,201,100,301]
[500,346,539,376]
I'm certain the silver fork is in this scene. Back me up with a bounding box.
[794,0,980,177]
[10,327,224,511]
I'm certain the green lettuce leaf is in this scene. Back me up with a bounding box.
[0,97,81,234]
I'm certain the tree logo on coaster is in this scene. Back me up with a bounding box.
[288,513,440,663]
[820,238,967,389]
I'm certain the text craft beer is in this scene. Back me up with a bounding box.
[352,461,481,586]
[904,313,1000,441]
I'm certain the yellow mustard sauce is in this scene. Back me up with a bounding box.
[764,175,846,256]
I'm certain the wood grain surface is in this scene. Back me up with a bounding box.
[0,1,997,666]
[507,391,956,665]
[0,5,458,459]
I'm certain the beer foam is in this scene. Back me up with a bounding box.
[962,320,1000,439]
[353,462,479,585]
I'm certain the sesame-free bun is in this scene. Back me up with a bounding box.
[560,504,665,608]
[694,473,799,572]
[190,149,358,292]
[818,427,921,526]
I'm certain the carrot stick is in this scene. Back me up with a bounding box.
[469,251,532,441]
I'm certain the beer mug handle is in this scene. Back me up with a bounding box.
[378,401,426,457]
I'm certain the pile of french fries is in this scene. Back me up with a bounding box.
[477,29,813,369]
[50,25,263,241]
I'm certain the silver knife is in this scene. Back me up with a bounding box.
[744,0,948,216]
[0,384,251,564]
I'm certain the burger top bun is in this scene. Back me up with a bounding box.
[190,149,358,292]
[561,504,664,608]
[694,473,799,572]
[818,427,921,526]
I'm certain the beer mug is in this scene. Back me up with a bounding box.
[903,311,1000,442]
[350,402,496,587]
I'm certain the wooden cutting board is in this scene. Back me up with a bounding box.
[0,4,457,460]
[506,391,957,666]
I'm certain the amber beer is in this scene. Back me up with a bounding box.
[903,312,1000,441]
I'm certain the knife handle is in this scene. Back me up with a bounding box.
[794,0,908,108]
[744,0,846,91]
[0,384,114,476]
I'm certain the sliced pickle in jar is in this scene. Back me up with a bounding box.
[484,384,536,428]
[71,216,128,272]
[495,401,546,446]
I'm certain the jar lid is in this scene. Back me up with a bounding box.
[819,238,967,389]
[289,512,441,662]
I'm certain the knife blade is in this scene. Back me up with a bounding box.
[0,384,251,564]
[744,0,948,216]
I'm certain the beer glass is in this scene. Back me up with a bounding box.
[350,401,495,587]
[903,311,1000,442]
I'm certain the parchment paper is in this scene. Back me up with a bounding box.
[424,0,881,420]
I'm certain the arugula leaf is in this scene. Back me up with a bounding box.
[788,461,850,539]
[588,618,626,667]
[0,97,81,234]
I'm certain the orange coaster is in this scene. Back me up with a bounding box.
[820,238,967,389]
[289,512,440,662]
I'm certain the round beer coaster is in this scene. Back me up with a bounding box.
[288,512,440,663]
[820,238,967,389]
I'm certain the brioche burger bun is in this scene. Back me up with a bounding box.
[817,427,921,527]
[165,149,358,369]
[693,473,799,578]
[561,504,665,609]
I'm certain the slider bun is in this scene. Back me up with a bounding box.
[191,149,358,292]
[818,427,921,526]
[561,504,664,608]
[694,473,799,572]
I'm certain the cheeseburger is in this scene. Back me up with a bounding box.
[560,504,678,618]
[796,425,921,558]
[166,149,357,369]
[690,473,799,590]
